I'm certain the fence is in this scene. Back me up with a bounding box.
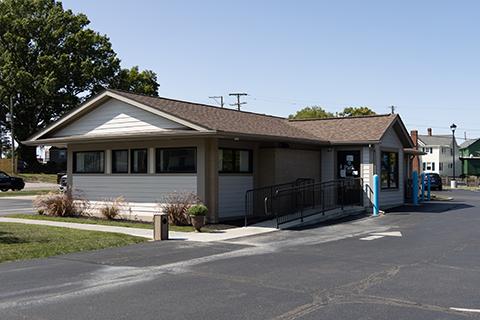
[0,158,16,174]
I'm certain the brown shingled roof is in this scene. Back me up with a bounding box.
[287,114,398,143]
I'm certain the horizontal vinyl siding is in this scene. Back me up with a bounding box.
[218,175,253,219]
[72,174,196,217]
[54,99,186,137]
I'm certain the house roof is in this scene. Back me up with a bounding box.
[26,89,413,147]
[418,135,455,147]
[460,138,480,149]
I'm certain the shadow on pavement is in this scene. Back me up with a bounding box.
[387,202,474,215]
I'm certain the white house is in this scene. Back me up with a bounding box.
[418,128,461,177]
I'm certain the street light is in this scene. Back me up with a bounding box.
[450,123,457,185]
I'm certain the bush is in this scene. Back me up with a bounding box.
[33,190,89,217]
[187,204,208,217]
[158,192,200,226]
[98,197,128,220]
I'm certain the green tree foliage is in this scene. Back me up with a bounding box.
[109,66,159,96]
[338,106,376,117]
[288,106,334,120]
[0,0,160,165]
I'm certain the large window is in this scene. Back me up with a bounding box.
[380,151,398,189]
[112,150,128,173]
[131,149,148,174]
[156,148,196,173]
[74,151,104,173]
[219,149,252,173]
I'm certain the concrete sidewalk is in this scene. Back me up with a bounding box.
[0,217,277,242]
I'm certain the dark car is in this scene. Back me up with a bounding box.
[0,171,25,192]
[424,172,442,191]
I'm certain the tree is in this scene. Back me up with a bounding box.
[0,125,11,158]
[288,106,334,120]
[109,66,159,96]
[0,0,160,167]
[338,106,376,117]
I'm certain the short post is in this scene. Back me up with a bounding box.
[420,172,425,202]
[373,174,380,216]
[153,213,169,240]
[412,171,419,205]
[427,175,431,201]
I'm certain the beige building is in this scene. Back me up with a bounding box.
[25,90,415,223]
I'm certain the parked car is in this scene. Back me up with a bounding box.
[424,172,443,191]
[59,174,68,192]
[0,171,25,192]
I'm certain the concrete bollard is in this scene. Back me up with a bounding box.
[153,213,169,241]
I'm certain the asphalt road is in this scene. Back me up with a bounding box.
[0,198,35,215]
[1,190,480,319]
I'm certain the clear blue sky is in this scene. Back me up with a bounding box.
[62,0,480,140]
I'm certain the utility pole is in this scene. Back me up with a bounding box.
[10,96,14,174]
[208,96,224,108]
[390,105,396,114]
[229,93,247,111]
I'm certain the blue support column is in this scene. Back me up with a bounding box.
[412,171,419,205]
[427,174,431,201]
[421,172,425,202]
[373,174,380,216]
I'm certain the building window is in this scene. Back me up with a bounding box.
[219,149,252,173]
[381,151,398,189]
[156,148,196,173]
[112,150,129,173]
[432,162,435,171]
[131,149,148,174]
[439,162,443,171]
[426,162,432,171]
[73,151,104,173]
[429,148,433,154]
[423,162,426,171]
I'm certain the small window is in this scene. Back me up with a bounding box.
[219,149,252,173]
[430,148,433,153]
[439,162,443,171]
[432,162,435,171]
[156,148,196,173]
[112,150,128,173]
[380,151,398,189]
[422,162,426,171]
[74,151,104,173]
[131,149,148,174]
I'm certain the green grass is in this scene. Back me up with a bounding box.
[0,222,146,263]
[16,173,58,184]
[9,214,211,232]
[0,190,56,197]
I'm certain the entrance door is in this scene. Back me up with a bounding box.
[337,151,361,205]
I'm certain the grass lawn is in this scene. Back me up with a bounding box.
[0,222,146,263]
[16,173,58,184]
[0,190,55,197]
[9,214,212,232]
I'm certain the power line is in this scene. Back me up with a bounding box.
[208,96,224,108]
[229,93,247,111]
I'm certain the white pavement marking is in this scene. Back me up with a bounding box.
[370,231,403,237]
[450,307,480,313]
[360,235,385,241]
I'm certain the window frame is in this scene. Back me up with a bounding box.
[218,148,253,174]
[73,151,105,174]
[380,151,399,190]
[130,148,148,174]
[111,149,129,174]
[155,147,197,174]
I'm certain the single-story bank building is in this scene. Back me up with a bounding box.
[26,89,416,222]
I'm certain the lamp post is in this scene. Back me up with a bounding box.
[450,123,457,187]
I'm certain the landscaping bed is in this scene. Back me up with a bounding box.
[0,222,146,263]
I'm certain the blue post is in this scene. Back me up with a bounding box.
[373,174,380,216]
[427,174,431,201]
[421,172,425,202]
[412,171,419,205]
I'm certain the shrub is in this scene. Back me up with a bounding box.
[33,190,89,217]
[187,204,208,217]
[98,196,128,220]
[158,192,200,226]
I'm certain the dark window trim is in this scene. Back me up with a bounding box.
[380,151,399,190]
[155,147,197,174]
[130,148,148,174]
[112,149,129,174]
[219,148,253,174]
[73,151,105,174]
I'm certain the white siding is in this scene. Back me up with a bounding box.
[361,146,373,206]
[218,175,253,219]
[321,149,335,182]
[72,174,197,218]
[54,99,187,137]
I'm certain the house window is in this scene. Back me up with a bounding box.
[73,151,104,173]
[430,148,433,154]
[131,149,148,174]
[439,162,443,171]
[432,162,435,171]
[423,162,426,171]
[381,151,398,189]
[112,150,129,173]
[219,149,252,173]
[426,162,432,171]
[156,148,196,173]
